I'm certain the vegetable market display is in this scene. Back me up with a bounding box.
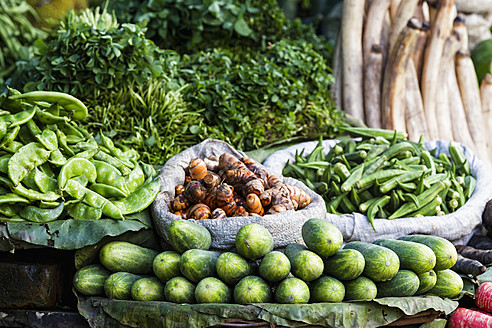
[169,153,311,219]
[282,127,476,228]
[0,89,159,223]
[74,219,464,306]
[335,0,492,165]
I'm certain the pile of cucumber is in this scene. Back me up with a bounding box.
[73,218,463,304]
[283,127,476,228]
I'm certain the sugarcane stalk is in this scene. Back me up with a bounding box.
[381,18,422,132]
[341,0,366,121]
[364,44,383,128]
[405,60,429,141]
[480,74,492,155]
[456,50,490,163]
[421,0,454,140]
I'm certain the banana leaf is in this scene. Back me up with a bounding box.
[0,209,154,251]
[76,294,457,328]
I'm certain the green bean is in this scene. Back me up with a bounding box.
[388,181,446,219]
[379,169,430,194]
[93,151,132,176]
[58,157,97,189]
[19,202,64,223]
[57,121,85,139]
[9,91,88,120]
[126,164,145,194]
[0,107,36,128]
[326,191,349,213]
[0,203,19,217]
[56,130,75,157]
[0,193,30,205]
[333,162,350,181]
[0,154,11,174]
[356,169,406,189]
[339,126,408,140]
[63,178,87,200]
[340,165,364,193]
[449,142,471,176]
[34,110,68,124]
[464,176,476,199]
[27,121,58,151]
[49,149,67,166]
[350,187,361,207]
[366,195,390,229]
[99,133,135,168]
[409,196,442,217]
[0,125,20,148]
[12,184,61,202]
[68,202,102,220]
[359,197,379,213]
[90,183,128,198]
[451,179,466,207]
[420,151,436,175]
[8,142,51,186]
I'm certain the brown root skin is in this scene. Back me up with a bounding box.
[187,203,211,220]
[204,156,219,173]
[452,254,486,277]
[364,44,383,128]
[211,208,226,219]
[405,60,429,141]
[456,245,492,266]
[203,186,217,209]
[175,184,185,196]
[240,156,270,180]
[189,158,207,180]
[267,175,282,189]
[171,193,190,211]
[267,204,288,214]
[184,180,207,203]
[468,233,492,250]
[215,184,234,207]
[246,193,265,216]
[202,171,221,190]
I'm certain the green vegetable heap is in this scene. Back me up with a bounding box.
[283,127,477,229]
[0,89,160,223]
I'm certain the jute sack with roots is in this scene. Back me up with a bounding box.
[151,139,327,251]
[263,139,492,245]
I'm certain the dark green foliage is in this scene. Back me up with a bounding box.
[19,7,171,99]
[0,0,46,84]
[106,0,288,53]
[179,39,343,150]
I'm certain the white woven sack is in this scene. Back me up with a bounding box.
[263,139,492,245]
[151,139,327,251]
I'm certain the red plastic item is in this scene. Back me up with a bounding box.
[476,282,492,313]
[449,307,492,328]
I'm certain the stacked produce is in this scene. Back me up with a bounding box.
[283,127,476,228]
[169,153,311,219]
[0,89,159,222]
[335,0,491,164]
[74,218,464,304]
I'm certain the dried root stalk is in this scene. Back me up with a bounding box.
[456,50,490,163]
[341,0,366,121]
[480,74,492,154]
[364,45,383,128]
[381,18,421,131]
[363,0,392,65]
[421,0,454,140]
[435,35,460,141]
[405,60,429,141]
[388,0,420,55]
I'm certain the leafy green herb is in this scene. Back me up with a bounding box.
[0,0,46,84]
[15,7,174,99]
[179,39,343,150]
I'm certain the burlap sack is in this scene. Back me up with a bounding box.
[151,139,327,251]
[263,139,492,245]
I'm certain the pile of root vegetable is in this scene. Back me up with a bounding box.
[169,154,311,220]
[335,0,492,165]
